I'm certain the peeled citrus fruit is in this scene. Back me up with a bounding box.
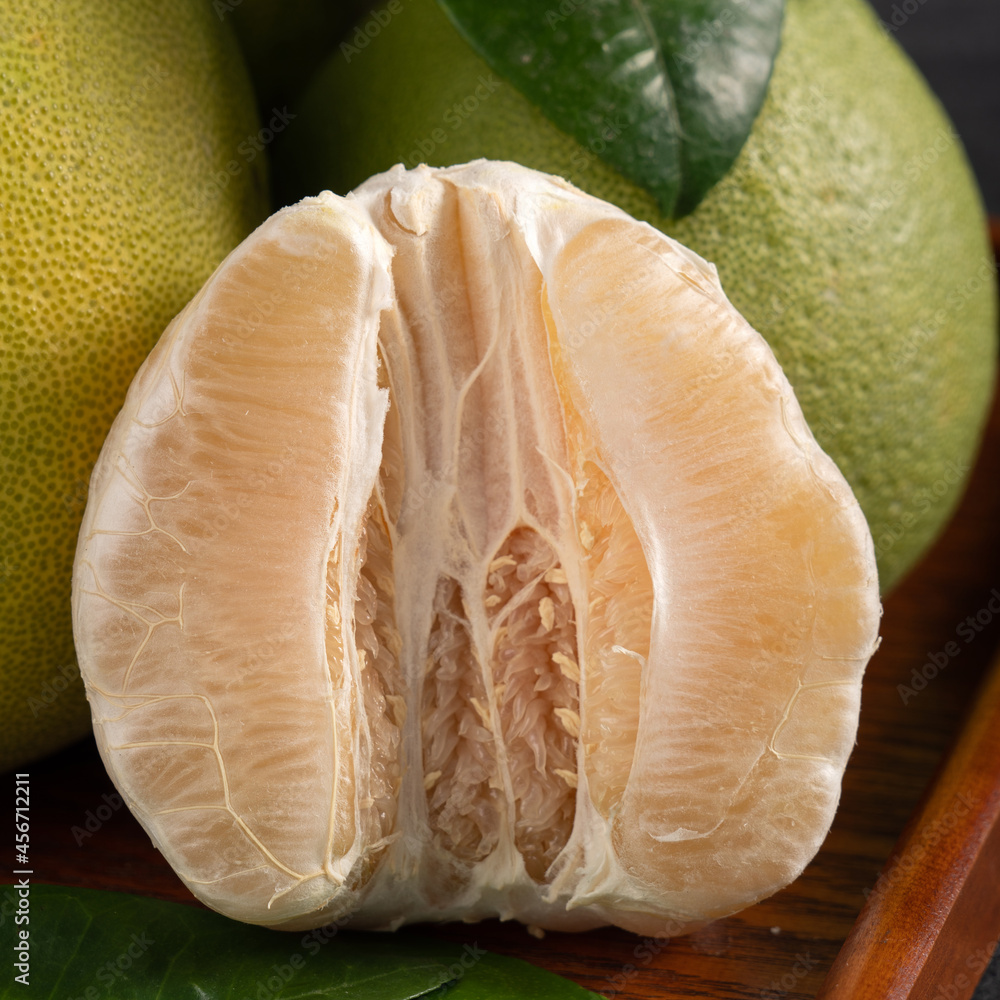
[279,0,998,593]
[0,0,267,770]
[72,161,880,935]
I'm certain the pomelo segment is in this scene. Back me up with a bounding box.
[73,198,395,925]
[72,160,880,935]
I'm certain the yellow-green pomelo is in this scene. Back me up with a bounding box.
[280,0,997,593]
[1,0,268,770]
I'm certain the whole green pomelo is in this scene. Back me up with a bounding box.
[0,0,268,770]
[278,0,997,594]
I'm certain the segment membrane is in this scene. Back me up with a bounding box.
[357,170,655,887]
[575,463,652,820]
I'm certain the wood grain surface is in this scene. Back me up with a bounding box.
[10,237,1000,999]
[817,646,1000,1000]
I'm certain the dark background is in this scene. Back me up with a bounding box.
[868,0,999,216]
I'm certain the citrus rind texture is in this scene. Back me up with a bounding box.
[1,0,267,770]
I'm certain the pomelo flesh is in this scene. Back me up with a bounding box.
[72,161,880,935]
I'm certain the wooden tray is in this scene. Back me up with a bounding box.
[13,235,1000,1000]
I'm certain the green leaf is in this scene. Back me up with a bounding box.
[1,885,598,1000]
[429,951,604,999]
[435,0,784,218]
[2,884,453,1000]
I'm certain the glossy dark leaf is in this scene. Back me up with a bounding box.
[436,0,784,218]
[1,885,599,1000]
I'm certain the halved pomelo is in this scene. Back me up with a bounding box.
[72,160,880,935]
